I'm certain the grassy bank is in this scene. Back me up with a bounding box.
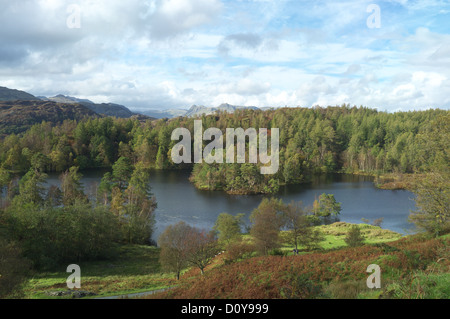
[22,222,411,299]
[21,223,449,299]
[22,245,177,299]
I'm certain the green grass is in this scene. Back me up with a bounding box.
[279,222,403,254]
[21,222,408,299]
[23,245,177,299]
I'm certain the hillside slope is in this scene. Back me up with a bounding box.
[0,100,100,134]
[42,94,144,118]
[152,232,449,299]
[0,86,40,102]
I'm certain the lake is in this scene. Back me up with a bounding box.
[45,169,418,241]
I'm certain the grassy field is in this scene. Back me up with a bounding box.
[23,245,177,299]
[280,222,403,252]
[22,222,448,299]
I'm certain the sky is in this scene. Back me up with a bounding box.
[0,0,449,112]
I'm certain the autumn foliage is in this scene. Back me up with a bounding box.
[154,234,448,299]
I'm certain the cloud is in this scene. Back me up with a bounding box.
[145,0,223,39]
[0,1,449,112]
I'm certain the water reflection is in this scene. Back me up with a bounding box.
[43,169,417,240]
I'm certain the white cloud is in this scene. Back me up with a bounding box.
[0,1,449,111]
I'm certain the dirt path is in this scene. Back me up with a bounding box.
[95,287,174,299]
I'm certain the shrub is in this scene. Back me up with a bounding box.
[325,280,368,299]
[4,203,120,269]
[280,274,324,299]
[0,238,31,298]
[345,225,365,247]
[223,240,254,264]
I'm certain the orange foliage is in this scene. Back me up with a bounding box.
[151,235,448,299]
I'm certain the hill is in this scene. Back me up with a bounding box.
[41,94,145,119]
[0,100,100,134]
[140,104,262,119]
[16,223,450,299]
[140,108,188,119]
[184,103,260,117]
[0,86,40,102]
[151,229,449,299]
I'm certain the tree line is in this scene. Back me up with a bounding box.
[0,106,447,195]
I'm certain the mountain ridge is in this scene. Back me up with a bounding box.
[0,86,267,121]
[40,94,140,119]
[0,86,40,102]
[0,100,100,135]
[141,104,263,119]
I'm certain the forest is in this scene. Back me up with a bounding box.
[0,105,448,196]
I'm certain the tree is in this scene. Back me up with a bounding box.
[250,198,285,255]
[45,185,63,207]
[409,113,450,237]
[60,166,87,206]
[0,167,10,207]
[30,152,50,172]
[3,202,120,268]
[112,157,133,190]
[313,193,341,224]
[409,172,450,237]
[283,201,324,253]
[213,213,244,245]
[345,225,365,247]
[185,228,220,275]
[0,237,31,298]
[159,222,192,280]
[96,172,114,205]
[126,162,154,206]
[15,168,47,206]
[361,217,384,228]
[123,162,156,244]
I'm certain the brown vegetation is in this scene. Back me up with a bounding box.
[150,234,448,299]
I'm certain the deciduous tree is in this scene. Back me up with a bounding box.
[250,198,285,255]
[283,201,324,253]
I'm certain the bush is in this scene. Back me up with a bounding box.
[4,203,120,269]
[268,248,285,256]
[223,240,254,264]
[381,272,450,299]
[280,274,324,299]
[325,280,368,299]
[345,225,365,247]
[0,237,31,298]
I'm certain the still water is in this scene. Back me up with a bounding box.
[45,169,418,240]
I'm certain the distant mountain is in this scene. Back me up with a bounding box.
[0,86,40,102]
[41,94,142,119]
[0,86,264,124]
[184,103,260,117]
[138,104,261,119]
[42,94,95,105]
[0,100,99,135]
[140,109,188,119]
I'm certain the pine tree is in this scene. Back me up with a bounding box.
[344,225,365,247]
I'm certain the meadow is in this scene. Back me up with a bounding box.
[22,222,449,299]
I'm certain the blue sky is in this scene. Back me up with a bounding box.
[0,0,449,111]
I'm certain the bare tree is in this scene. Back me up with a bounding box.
[158,222,192,280]
[159,222,220,279]
[185,228,221,275]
